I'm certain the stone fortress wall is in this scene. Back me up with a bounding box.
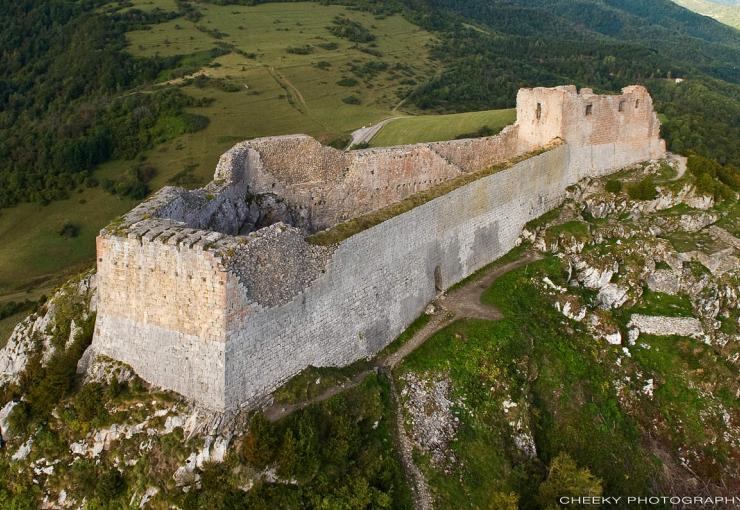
[92,85,665,411]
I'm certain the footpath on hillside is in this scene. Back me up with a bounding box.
[263,250,540,421]
[261,251,539,509]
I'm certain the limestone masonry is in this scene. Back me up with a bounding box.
[92,85,665,410]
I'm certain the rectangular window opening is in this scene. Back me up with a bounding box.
[635,99,640,109]
[618,100,625,112]
[585,104,593,116]
[535,102,542,120]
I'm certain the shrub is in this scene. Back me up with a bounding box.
[336,78,358,87]
[351,141,370,150]
[0,300,35,320]
[342,95,361,105]
[58,222,80,238]
[74,383,107,423]
[327,16,375,43]
[455,125,494,139]
[242,413,276,467]
[537,453,603,508]
[605,179,622,193]
[687,152,738,200]
[627,176,657,200]
[180,113,210,133]
[286,45,313,55]
[95,468,124,500]
[327,135,350,149]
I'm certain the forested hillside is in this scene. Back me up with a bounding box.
[402,0,740,167]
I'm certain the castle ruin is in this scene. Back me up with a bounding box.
[92,85,665,411]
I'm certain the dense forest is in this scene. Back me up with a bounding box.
[0,0,738,206]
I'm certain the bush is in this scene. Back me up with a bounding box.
[0,300,35,320]
[454,125,494,139]
[627,176,657,200]
[342,95,361,105]
[605,179,623,193]
[687,153,737,200]
[242,414,276,467]
[537,453,603,508]
[327,135,350,149]
[58,222,80,238]
[181,113,210,133]
[286,45,313,55]
[336,78,358,87]
[95,468,124,500]
[328,16,375,43]
[74,383,107,423]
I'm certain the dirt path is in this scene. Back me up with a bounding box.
[667,152,687,181]
[442,251,541,320]
[267,66,309,115]
[263,368,375,422]
[263,251,539,422]
[260,251,539,508]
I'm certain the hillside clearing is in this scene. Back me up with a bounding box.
[369,108,516,147]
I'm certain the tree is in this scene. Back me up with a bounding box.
[537,453,603,509]
[242,413,276,467]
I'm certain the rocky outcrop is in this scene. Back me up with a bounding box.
[400,373,458,468]
[0,273,96,389]
[627,314,705,341]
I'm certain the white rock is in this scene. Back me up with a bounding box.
[12,437,33,461]
[628,328,640,345]
[0,400,18,440]
[627,314,704,339]
[646,269,681,295]
[139,486,159,508]
[542,277,566,292]
[597,284,629,308]
[576,263,614,289]
[643,378,654,398]
[605,331,622,345]
[164,415,186,435]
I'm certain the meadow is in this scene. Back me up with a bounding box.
[369,108,516,147]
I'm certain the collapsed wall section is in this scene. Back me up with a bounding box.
[214,126,522,231]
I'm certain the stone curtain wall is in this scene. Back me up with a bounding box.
[92,85,666,410]
[220,139,663,409]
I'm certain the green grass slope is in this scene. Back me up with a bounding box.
[368,108,515,147]
[672,0,740,28]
